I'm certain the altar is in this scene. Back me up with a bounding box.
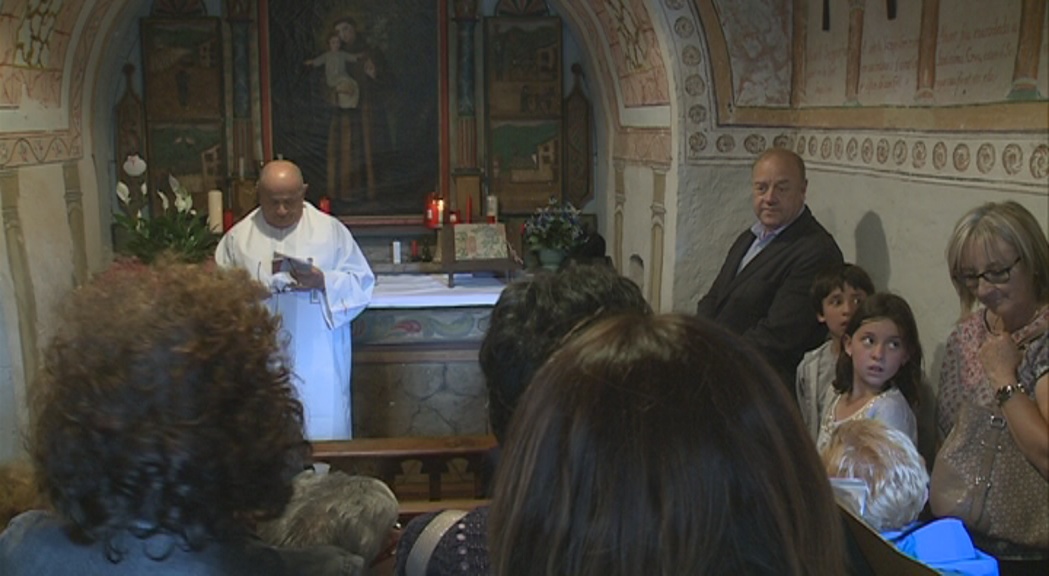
[351,273,509,438]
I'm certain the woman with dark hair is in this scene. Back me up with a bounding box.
[0,260,363,575]
[394,263,650,576]
[489,313,848,576]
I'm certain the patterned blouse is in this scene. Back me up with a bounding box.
[936,306,1049,442]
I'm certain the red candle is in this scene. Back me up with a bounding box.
[318,196,332,214]
[222,209,234,232]
[425,196,436,229]
[466,196,473,223]
[411,240,420,259]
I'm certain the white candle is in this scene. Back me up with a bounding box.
[207,189,223,233]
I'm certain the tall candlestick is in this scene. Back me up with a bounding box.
[207,190,223,233]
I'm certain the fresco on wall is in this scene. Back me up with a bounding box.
[266,0,439,216]
[592,0,669,107]
[797,0,1047,107]
[0,0,74,109]
[713,0,791,107]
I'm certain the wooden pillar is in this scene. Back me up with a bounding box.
[914,0,940,103]
[0,170,39,389]
[791,0,808,106]
[844,0,866,105]
[228,1,256,174]
[647,166,668,311]
[1008,0,1047,100]
[452,0,481,218]
[63,162,88,286]
[613,159,626,273]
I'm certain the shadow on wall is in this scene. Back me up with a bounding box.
[854,211,890,288]
[922,342,948,468]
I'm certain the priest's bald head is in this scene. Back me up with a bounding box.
[258,160,308,229]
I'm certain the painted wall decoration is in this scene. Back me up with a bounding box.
[261,0,444,218]
[713,0,791,107]
[0,0,73,109]
[592,0,670,107]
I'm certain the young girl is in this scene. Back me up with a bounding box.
[816,293,922,453]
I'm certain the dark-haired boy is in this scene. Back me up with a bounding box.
[796,264,876,440]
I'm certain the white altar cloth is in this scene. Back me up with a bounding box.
[368,274,507,308]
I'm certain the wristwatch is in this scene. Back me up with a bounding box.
[995,383,1025,406]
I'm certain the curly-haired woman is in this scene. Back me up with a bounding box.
[0,259,363,575]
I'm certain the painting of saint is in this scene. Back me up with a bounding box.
[267,0,439,216]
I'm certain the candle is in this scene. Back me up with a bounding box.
[425,196,436,228]
[223,209,234,232]
[436,199,445,228]
[207,190,223,233]
[466,196,473,223]
[411,240,420,259]
[319,196,332,214]
[238,157,245,180]
[486,195,498,223]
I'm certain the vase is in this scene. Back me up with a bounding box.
[536,248,566,271]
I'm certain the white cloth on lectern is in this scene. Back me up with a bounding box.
[215,203,374,440]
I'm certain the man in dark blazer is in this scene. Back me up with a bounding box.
[697,148,843,391]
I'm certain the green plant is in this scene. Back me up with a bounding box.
[115,160,219,264]
[523,197,584,253]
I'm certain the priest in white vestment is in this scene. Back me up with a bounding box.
[216,160,374,440]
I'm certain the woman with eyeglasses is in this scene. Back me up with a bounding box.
[932,201,1049,576]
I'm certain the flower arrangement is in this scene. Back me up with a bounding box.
[114,154,219,264]
[522,197,585,253]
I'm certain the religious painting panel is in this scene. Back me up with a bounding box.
[260,0,447,220]
[146,121,226,208]
[487,119,562,214]
[485,17,562,119]
[141,18,224,121]
[484,16,563,215]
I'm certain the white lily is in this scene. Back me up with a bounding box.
[116,181,130,204]
[140,182,148,197]
[157,191,170,211]
[168,174,181,193]
[123,154,147,177]
[174,189,193,213]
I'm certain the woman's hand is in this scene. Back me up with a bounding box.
[979,332,1022,390]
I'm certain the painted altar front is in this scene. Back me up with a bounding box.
[351,273,506,438]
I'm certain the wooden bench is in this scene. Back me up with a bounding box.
[311,435,498,510]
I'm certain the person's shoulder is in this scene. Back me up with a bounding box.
[0,511,73,573]
[395,507,490,576]
[805,339,834,360]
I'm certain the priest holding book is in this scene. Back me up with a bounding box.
[216,159,374,440]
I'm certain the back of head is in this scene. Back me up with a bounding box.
[255,470,398,563]
[29,259,307,551]
[946,200,1049,313]
[822,419,929,532]
[489,313,846,576]
[479,263,650,444]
